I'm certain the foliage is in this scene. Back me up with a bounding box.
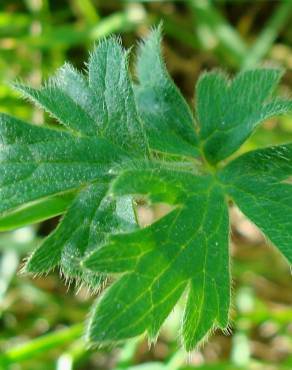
[0,27,291,353]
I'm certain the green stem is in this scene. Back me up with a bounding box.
[0,324,83,365]
[56,339,89,369]
[189,0,247,68]
[241,0,292,69]
[73,0,100,25]
[162,16,200,49]
[24,7,147,49]
[89,7,146,41]
[114,337,142,369]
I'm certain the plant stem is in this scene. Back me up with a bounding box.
[241,0,292,69]
[162,15,200,50]
[0,323,83,365]
[89,6,146,41]
[189,0,247,68]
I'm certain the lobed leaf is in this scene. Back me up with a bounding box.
[220,144,292,262]
[16,39,148,155]
[84,169,230,349]
[0,114,127,215]
[135,26,199,158]
[25,183,136,287]
[88,37,148,155]
[1,27,291,351]
[14,81,98,137]
[196,68,292,163]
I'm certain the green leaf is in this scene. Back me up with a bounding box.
[49,63,102,123]
[15,40,148,154]
[14,77,98,137]
[196,68,292,163]
[0,114,130,285]
[25,182,135,287]
[1,27,292,351]
[146,130,199,159]
[88,37,148,154]
[84,169,230,350]
[219,144,292,262]
[135,26,199,158]
[0,113,126,215]
[0,37,148,280]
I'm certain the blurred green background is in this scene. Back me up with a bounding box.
[0,1,292,369]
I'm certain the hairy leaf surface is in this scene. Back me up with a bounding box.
[196,69,292,163]
[220,144,292,262]
[84,169,230,350]
[25,183,135,286]
[135,27,199,158]
[0,114,126,214]
[1,38,145,282]
[1,27,291,350]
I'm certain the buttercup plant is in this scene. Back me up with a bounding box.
[0,27,291,350]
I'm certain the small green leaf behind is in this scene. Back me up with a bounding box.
[196,68,292,163]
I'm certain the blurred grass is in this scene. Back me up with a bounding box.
[0,0,292,369]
